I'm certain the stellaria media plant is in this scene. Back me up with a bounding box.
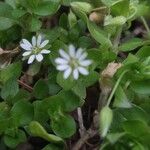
[0,0,150,150]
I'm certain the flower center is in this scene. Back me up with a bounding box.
[70,58,79,69]
[32,47,41,54]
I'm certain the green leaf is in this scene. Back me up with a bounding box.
[72,83,86,99]
[107,132,125,144]
[28,16,42,32]
[78,36,93,49]
[119,105,149,123]
[136,46,150,58]
[87,21,112,47]
[4,130,26,148]
[113,86,131,108]
[11,101,34,126]
[111,0,130,17]
[47,90,81,114]
[104,15,127,26]
[57,90,81,112]
[123,120,150,137]
[42,144,64,150]
[78,71,99,87]
[33,79,49,99]
[68,10,77,28]
[0,2,13,17]
[11,89,31,104]
[29,121,63,143]
[0,17,15,30]
[33,0,60,16]
[0,62,22,83]
[73,9,112,47]
[1,78,19,100]
[119,38,144,52]
[5,0,17,9]
[130,80,150,95]
[51,113,76,138]
[56,72,76,90]
[12,9,26,19]
[87,48,102,68]
[101,0,121,7]
[71,2,93,14]
[27,62,41,76]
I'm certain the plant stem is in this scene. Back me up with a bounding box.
[106,70,128,107]
[92,6,107,12]
[141,16,150,38]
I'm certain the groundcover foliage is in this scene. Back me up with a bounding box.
[0,0,150,149]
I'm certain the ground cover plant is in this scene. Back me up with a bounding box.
[0,0,150,149]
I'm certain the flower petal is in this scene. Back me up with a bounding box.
[76,48,83,58]
[40,49,51,54]
[73,68,79,80]
[28,55,35,64]
[20,43,32,51]
[79,60,92,66]
[55,58,68,64]
[56,65,69,71]
[40,40,49,48]
[37,35,42,46]
[59,49,70,60]
[32,36,36,47]
[22,39,32,47]
[79,52,88,61]
[78,67,89,75]
[63,67,72,79]
[22,51,31,56]
[36,53,43,62]
[69,44,75,57]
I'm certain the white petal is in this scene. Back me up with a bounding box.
[79,52,88,61]
[73,68,79,80]
[59,49,70,60]
[40,49,51,54]
[40,40,49,48]
[63,67,72,79]
[69,45,76,57]
[56,65,69,71]
[37,35,42,46]
[32,36,36,47]
[22,39,32,47]
[78,67,89,75]
[76,48,83,58]
[28,55,35,64]
[55,58,68,64]
[22,51,31,56]
[79,60,92,66]
[20,43,32,51]
[36,54,43,62]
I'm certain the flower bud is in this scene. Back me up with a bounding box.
[71,2,93,14]
[99,106,113,137]
[29,121,63,143]
[89,12,104,24]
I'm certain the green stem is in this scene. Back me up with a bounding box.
[106,70,128,107]
[92,6,107,12]
[141,16,150,38]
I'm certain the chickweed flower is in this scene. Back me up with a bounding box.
[55,45,92,80]
[20,35,51,64]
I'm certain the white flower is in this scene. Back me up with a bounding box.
[20,35,51,64]
[55,45,92,80]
